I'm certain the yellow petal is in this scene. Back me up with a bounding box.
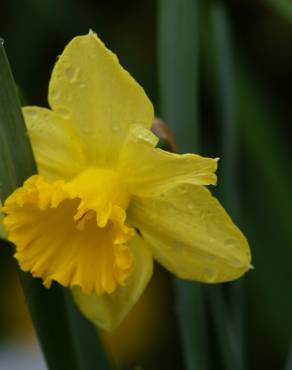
[3,173,134,295]
[72,234,153,331]
[120,126,217,196]
[128,183,251,283]
[23,107,85,182]
[48,32,154,165]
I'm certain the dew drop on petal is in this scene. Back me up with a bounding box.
[111,123,120,132]
[204,268,218,282]
[57,107,71,119]
[51,89,60,101]
[77,83,86,89]
[172,241,181,251]
[245,249,250,257]
[136,131,155,145]
[65,65,79,83]
[178,184,187,194]
[207,254,216,262]
[187,202,194,210]
[81,126,90,134]
[229,257,243,268]
[224,238,238,248]
[26,109,38,119]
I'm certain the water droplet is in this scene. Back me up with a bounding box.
[111,124,119,132]
[173,241,181,250]
[229,257,243,268]
[65,65,79,83]
[207,254,216,262]
[136,131,155,145]
[224,238,238,248]
[81,127,90,134]
[178,184,187,194]
[187,202,194,210]
[167,205,177,215]
[51,89,60,100]
[204,268,218,282]
[57,107,70,119]
[26,109,38,118]
[245,249,250,257]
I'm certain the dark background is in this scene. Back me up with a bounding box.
[1,0,292,369]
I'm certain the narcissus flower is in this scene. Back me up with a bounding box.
[2,32,251,331]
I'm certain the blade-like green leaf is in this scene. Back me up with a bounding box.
[174,280,209,370]
[157,0,200,153]
[158,2,209,370]
[206,285,244,370]
[0,43,36,199]
[0,40,111,370]
[264,0,292,22]
[204,3,246,370]
[285,340,292,370]
[236,63,292,347]
[64,290,112,370]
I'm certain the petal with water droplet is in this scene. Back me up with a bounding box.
[119,126,218,197]
[22,107,86,181]
[128,183,251,283]
[48,32,153,166]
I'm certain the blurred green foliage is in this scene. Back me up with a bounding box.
[1,0,292,369]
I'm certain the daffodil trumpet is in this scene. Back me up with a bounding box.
[1,32,251,331]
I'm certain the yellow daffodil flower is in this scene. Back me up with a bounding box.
[2,32,251,331]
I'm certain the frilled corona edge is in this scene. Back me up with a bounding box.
[3,174,134,295]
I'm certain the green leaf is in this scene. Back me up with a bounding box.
[64,290,112,370]
[0,40,111,370]
[158,1,209,370]
[0,42,36,199]
[236,62,292,348]
[263,0,292,22]
[157,0,200,152]
[285,340,292,370]
[174,280,209,370]
[204,3,246,370]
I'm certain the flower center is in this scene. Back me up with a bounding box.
[3,169,134,295]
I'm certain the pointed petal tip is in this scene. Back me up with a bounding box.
[88,29,96,36]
